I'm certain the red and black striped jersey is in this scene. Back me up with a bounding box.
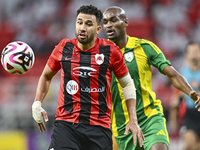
[47,37,128,129]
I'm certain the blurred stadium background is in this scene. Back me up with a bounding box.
[0,0,200,149]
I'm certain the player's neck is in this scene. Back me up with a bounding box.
[78,38,96,51]
[115,34,128,49]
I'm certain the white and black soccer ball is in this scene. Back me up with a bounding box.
[1,41,35,75]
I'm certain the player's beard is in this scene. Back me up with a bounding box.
[75,32,95,45]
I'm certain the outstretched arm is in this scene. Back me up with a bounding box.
[117,73,145,147]
[163,65,200,110]
[32,64,58,132]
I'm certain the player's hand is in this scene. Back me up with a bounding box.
[189,91,200,111]
[194,95,200,112]
[124,119,145,147]
[32,101,49,132]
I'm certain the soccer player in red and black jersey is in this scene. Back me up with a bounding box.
[32,5,144,150]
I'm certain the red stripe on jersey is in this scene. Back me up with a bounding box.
[89,48,100,125]
[47,38,128,129]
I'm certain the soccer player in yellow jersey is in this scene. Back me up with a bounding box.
[102,6,200,150]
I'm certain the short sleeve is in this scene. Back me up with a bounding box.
[110,45,128,78]
[142,43,171,75]
[47,39,66,71]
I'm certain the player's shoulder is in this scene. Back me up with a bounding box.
[126,36,155,49]
[98,38,121,54]
[128,36,163,55]
[134,37,160,51]
[98,38,118,47]
[59,38,75,47]
[50,39,73,55]
[128,36,153,45]
[138,38,154,46]
[54,38,76,51]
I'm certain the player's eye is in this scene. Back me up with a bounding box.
[111,18,118,22]
[102,20,107,24]
[87,23,92,26]
[77,21,82,25]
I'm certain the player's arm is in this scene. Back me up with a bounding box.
[117,73,145,147]
[32,64,58,132]
[163,65,200,109]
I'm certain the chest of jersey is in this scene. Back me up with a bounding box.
[61,43,111,82]
[124,48,151,81]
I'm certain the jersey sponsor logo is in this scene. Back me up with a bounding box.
[73,66,97,78]
[81,86,105,93]
[156,129,166,136]
[95,53,104,65]
[66,80,79,95]
[124,52,134,62]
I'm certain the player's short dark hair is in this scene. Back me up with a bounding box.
[77,5,103,25]
[185,41,200,53]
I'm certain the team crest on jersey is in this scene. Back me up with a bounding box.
[95,54,104,65]
[124,52,134,62]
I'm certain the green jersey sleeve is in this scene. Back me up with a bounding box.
[141,43,171,75]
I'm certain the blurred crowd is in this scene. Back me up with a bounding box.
[0,0,200,149]
[0,0,200,78]
[0,0,200,59]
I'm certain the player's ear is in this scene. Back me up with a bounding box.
[97,25,102,34]
[124,18,128,27]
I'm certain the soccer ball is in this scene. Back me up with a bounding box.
[1,41,35,75]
